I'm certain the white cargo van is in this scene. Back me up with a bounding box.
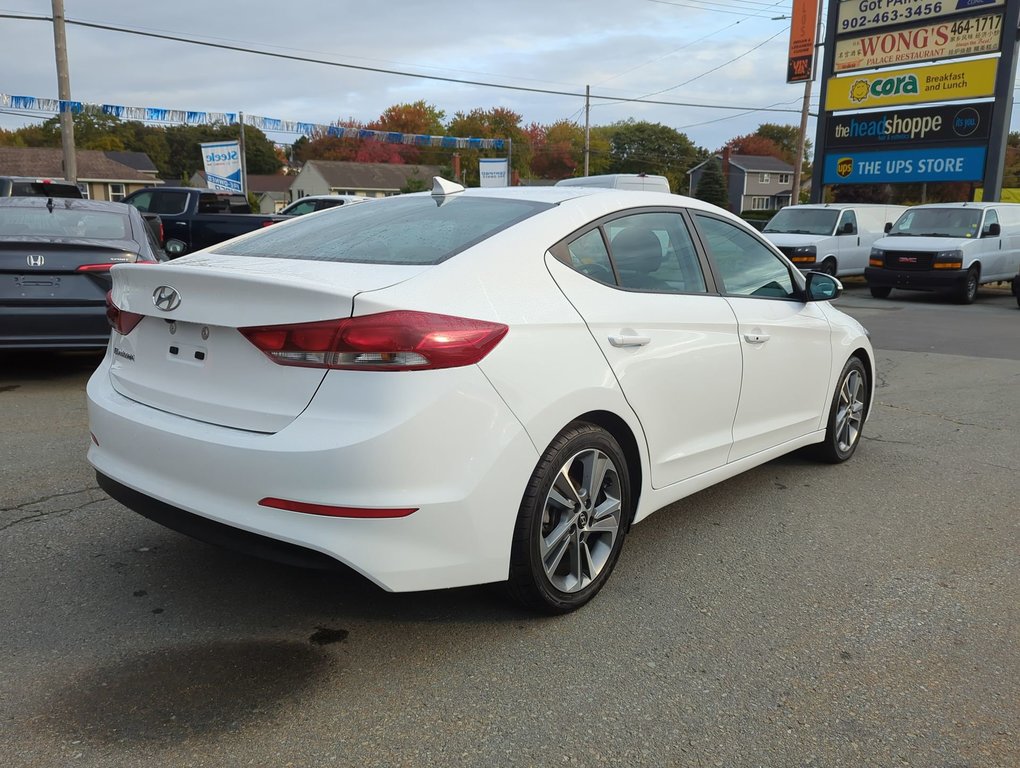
[762,203,906,277]
[865,202,1020,304]
[555,174,671,193]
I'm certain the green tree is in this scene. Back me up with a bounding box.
[596,120,705,193]
[693,157,728,208]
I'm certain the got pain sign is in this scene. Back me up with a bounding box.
[822,146,986,184]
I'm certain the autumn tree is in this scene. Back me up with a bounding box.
[723,133,786,162]
[446,107,528,186]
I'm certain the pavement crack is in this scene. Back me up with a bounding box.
[0,490,106,532]
[877,402,1001,429]
[0,487,100,513]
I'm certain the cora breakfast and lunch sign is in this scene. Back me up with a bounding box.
[837,0,1005,36]
[824,57,996,111]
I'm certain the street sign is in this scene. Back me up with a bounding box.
[822,145,986,184]
[834,12,1002,73]
[837,0,1005,36]
[824,57,997,111]
[825,102,993,149]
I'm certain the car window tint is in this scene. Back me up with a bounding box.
[695,214,796,299]
[566,229,616,286]
[837,210,857,234]
[127,191,154,212]
[605,212,707,294]
[213,196,553,265]
[286,200,316,216]
[983,209,998,234]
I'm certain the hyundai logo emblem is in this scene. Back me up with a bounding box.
[27,254,44,267]
[153,285,182,312]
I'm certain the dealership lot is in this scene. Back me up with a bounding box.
[1,283,1017,768]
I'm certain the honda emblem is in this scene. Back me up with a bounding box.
[27,255,44,267]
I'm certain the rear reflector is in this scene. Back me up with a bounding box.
[105,291,144,335]
[259,497,417,518]
[239,310,508,371]
[77,263,113,272]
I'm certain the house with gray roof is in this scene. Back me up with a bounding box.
[688,150,795,214]
[289,161,444,199]
[0,147,160,201]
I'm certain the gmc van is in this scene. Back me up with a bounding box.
[762,203,905,277]
[865,202,1020,304]
[556,174,671,193]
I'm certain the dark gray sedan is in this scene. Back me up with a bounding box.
[0,197,165,350]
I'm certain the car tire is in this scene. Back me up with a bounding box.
[815,357,868,464]
[956,268,979,305]
[506,422,631,614]
[869,286,892,299]
[818,258,837,276]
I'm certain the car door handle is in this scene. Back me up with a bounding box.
[743,332,770,344]
[608,334,651,347]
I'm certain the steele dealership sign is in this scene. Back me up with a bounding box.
[837,0,1005,36]
[834,12,1002,72]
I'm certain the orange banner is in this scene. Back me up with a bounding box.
[787,0,819,83]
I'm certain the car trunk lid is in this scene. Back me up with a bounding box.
[107,254,427,432]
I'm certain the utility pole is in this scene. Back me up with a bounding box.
[51,0,76,184]
[238,111,248,196]
[584,85,591,176]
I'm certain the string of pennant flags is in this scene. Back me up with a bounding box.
[0,93,507,150]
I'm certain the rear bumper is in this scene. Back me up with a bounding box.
[86,361,538,592]
[864,267,967,292]
[0,303,109,349]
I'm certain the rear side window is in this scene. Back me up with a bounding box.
[130,191,189,215]
[213,196,553,265]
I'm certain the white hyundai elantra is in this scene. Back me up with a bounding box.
[88,179,873,613]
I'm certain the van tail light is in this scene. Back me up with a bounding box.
[239,311,509,371]
[105,291,144,335]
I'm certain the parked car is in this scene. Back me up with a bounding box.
[556,173,671,193]
[0,197,164,350]
[122,187,287,256]
[89,180,874,613]
[866,202,1020,304]
[279,194,369,216]
[762,203,906,277]
[0,176,83,198]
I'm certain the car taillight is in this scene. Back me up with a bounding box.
[239,310,508,371]
[77,263,113,272]
[105,291,144,335]
[261,220,276,227]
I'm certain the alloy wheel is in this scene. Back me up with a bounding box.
[835,369,865,454]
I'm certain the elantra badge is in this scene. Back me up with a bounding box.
[153,285,182,311]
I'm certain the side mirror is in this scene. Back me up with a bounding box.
[805,271,842,302]
[164,239,187,257]
[884,222,893,233]
[983,222,1000,237]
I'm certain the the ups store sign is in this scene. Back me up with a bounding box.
[826,102,993,150]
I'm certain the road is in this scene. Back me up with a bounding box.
[1,283,1017,768]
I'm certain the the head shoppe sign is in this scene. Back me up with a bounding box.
[825,102,993,149]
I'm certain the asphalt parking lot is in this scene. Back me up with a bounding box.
[1,282,1017,768]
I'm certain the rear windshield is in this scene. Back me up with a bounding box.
[211,195,553,265]
[10,181,82,198]
[0,207,129,239]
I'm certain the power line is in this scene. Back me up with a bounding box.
[0,12,803,116]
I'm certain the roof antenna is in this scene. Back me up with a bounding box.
[46,197,54,213]
[432,176,464,207]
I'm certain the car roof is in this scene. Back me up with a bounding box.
[905,202,1015,210]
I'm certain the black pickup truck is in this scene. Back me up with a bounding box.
[122,187,287,256]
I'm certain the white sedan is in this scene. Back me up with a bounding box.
[88,179,873,613]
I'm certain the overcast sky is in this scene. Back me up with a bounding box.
[1,0,1017,156]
